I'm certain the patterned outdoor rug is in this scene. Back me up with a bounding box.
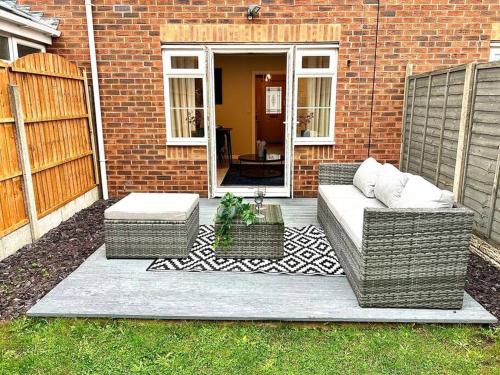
[147,225,344,276]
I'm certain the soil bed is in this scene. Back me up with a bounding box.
[0,200,114,320]
[1,199,499,321]
[465,253,499,321]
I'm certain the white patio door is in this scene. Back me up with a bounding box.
[206,45,296,198]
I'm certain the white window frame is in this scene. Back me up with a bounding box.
[294,46,338,145]
[12,37,45,60]
[162,47,208,146]
[0,32,45,62]
[0,31,14,61]
[490,42,500,62]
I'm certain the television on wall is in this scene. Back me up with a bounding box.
[214,68,222,105]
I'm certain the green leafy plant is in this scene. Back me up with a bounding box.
[214,193,257,251]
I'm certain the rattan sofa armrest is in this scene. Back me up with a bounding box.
[361,205,474,255]
[318,163,361,185]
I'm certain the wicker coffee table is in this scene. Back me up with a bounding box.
[215,204,284,259]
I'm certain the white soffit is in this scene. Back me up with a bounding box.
[0,1,60,44]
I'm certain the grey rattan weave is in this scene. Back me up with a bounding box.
[215,204,284,259]
[318,163,474,309]
[105,204,199,259]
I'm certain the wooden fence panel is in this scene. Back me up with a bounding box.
[401,67,466,192]
[401,62,500,245]
[0,61,28,237]
[437,69,466,190]
[8,54,96,218]
[462,62,500,241]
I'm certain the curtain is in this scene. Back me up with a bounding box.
[169,78,196,137]
[298,77,331,137]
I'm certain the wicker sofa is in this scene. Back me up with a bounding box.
[317,163,474,309]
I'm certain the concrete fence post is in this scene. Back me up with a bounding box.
[452,62,476,202]
[8,84,40,242]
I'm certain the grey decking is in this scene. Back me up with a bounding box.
[28,198,496,324]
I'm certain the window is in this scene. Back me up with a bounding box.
[491,42,500,62]
[294,48,337,144]
[163,48,207,145]
[13,38,44,59]
[17,44,43,58]
[0,34,45,62]
[0,36,11,61]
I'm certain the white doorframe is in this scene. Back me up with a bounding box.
[251,70,286,154]
[207,45,295,198]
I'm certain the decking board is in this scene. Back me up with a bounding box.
[27,198,496,324]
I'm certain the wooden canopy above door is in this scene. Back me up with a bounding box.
[160,24,341,44]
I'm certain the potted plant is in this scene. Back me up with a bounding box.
[214,193,256,251]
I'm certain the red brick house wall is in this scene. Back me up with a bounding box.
[20,0,500,198]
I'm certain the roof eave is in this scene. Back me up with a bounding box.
[0,9,61,38]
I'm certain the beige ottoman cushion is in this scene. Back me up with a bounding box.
[105,193,199,221]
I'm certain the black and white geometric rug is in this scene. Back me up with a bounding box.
[147,225,344,276]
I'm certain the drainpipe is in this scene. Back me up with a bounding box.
[85,0,109,199]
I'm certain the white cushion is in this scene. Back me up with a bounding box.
[353,157,382,198]
[319,184,365,201]
[374,164,409,207]
[319,184,385,250]
[339,211,365,250]
[392,175,454,209]
[105,193,199,221]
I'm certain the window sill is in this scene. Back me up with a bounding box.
[294,140,336,146]
[166,139,208,146]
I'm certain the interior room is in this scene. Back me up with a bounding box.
[214,53,287,187]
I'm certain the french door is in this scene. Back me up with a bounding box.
[206,45,296,198]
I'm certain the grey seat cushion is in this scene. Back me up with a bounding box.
[105,193,199,221]
[319,185,385,250]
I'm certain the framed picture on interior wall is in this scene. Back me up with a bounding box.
[215,68,223,105]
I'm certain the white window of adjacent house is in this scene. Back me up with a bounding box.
[13,38,45,59]
[0,33,45,62]
[490,42,500,62]
[294,47,338,145]
[162,48,207,145]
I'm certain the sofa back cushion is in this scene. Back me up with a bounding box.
[392,175,454,209]
[353,157,382,198]
[374,164,409,207]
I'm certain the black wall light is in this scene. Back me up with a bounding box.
[247,5,261,20]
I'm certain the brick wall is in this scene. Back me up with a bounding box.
[20,0,500,198]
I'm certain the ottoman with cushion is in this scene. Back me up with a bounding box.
[105,193,199,259]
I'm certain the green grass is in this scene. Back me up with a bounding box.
[0,318,499,374]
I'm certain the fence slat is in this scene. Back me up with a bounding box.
[399,64,413,168]
[486,146,500,238]
[0,60,28,238]
[435,71,450,185]
[83,70,100,185]
[419,75,433,174]
[404,78,417,172]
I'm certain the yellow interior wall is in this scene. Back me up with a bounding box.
[214,54,287,156]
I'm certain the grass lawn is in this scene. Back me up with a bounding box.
[0,318,498,374]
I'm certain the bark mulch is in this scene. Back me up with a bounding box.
[0,200,114,320]
[465,253,500,322]
[1,199,499,322]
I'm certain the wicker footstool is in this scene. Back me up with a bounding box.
[105,193,199,259]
